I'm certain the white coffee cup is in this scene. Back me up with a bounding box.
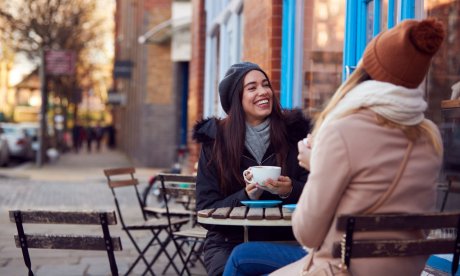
[243,166,281,186]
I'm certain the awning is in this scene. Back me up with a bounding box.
[138,17,191,44]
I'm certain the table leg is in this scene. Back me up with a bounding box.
[244,226,248,242]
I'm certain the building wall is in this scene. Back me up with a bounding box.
[243,0,282,94]
[187,0,206,172]
[425,1,460,124]
[115,0,176,168]
[141,0,177,167]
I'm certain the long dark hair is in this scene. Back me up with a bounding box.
[212,70,288,195]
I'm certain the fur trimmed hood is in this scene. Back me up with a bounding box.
[193,109,311,145]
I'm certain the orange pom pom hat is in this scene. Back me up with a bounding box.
[362,18,445,88]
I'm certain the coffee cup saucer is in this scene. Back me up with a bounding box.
[240,200,282,208]
[282,204,297,212]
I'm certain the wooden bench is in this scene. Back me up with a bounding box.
[332,212,460,275]
[9,210,122,276]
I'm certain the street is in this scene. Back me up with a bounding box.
[0,149,206,276]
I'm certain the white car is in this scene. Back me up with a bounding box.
[0,123,34,160]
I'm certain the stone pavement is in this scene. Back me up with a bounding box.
[0,148,207,276]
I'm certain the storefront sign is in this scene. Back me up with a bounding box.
[45,50,76,75]
[107,91,127,105]
[113,60,133,79]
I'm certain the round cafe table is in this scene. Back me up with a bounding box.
[197,205,293,242]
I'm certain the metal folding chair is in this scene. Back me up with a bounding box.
[9,210,122,276]
[439,174,460,211]
[104,167,189,275]
[159,173,207,275]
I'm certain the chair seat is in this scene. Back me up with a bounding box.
[144,206,194,216]
[173,226,208,239]
[125,217,189,230]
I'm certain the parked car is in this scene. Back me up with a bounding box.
[0,123,34,160]
[18,122,39,153]
[0,128,10,166]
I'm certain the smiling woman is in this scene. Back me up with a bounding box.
[241,70,273,126]
[193,62,311,276]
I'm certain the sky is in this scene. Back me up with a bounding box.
[9,53,36,86]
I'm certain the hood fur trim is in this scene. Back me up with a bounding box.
[193,109,311,144]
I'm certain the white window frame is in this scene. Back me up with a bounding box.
[203,0,243,118]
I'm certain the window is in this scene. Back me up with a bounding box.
[203,0,243,117]
[424,0,460,125]
[301,0,345,118]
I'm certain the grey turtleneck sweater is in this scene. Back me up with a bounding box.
[245,118,270,164]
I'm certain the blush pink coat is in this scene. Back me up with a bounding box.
[272,110,442,276]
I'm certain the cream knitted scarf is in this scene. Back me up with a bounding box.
[317,80,427,138]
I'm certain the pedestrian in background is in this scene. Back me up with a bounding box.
[193,62,310,276]
[71,121,83,153]
[94,122,104,152]
[106,124,116,149]
[86,125,94,153]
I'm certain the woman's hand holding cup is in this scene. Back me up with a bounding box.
[297,133,313,170]
[242,166,290,198]
[261,175,292,196]
[243,170,263,200]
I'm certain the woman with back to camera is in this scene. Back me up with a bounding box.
[222,18,446,276]
[273,18,445,276]
[193,62,310,276]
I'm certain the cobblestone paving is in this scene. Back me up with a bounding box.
[0,149,206,276]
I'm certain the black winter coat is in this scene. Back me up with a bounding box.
[193,110,310,275]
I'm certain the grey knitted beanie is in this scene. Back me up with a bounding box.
[218,62,269,114]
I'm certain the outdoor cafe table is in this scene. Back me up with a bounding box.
[197,206,293,242]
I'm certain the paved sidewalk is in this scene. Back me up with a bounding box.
[0,148,206,276]
[0,148,160,182]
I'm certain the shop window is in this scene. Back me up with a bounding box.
[424,1,460,124]
[424,0,460,176]
[302,0,345,118]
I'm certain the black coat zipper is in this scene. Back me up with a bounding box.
[242,153,276,166]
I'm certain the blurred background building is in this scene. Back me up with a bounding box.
[0,0,458,176]
[109,0,459,175]
[111,0,191,167]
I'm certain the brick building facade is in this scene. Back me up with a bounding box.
[113,0,180,167]
[113,0,459,176]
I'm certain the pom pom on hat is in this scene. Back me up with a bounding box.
[362,18,445,88]
[410,18,445,54]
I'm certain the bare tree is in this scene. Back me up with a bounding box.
[0,0,112,150]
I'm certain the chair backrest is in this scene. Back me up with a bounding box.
[9,210,122,276]
[104,167,139,188]
[158,173,197,229]
[332,212,460,275]
[103,167,147,223]
[439,174,460,211]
